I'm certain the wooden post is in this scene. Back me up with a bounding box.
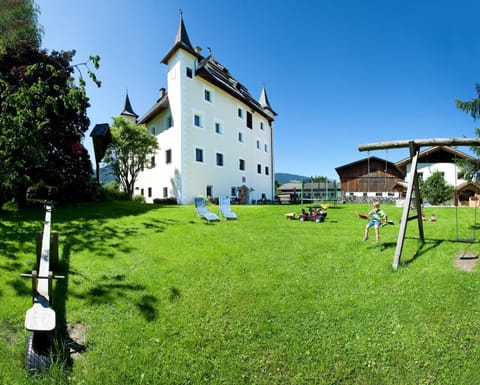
[392,144,420,269]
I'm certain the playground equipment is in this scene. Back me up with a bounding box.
[359,137,480,270]
[21,203,64,373]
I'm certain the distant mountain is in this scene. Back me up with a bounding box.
[275,173,309,184]
[98,164,117,184]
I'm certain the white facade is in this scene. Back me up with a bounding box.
[405,162,465,187]
[133,16,276,204]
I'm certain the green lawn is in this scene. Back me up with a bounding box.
[0,201,479,384]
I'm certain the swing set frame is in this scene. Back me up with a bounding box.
[359,137,480,270]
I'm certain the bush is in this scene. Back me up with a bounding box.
[153,197,177,205]
[100,181,130,201]
[133,195,146,203]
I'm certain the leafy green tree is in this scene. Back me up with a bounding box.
[420,171,453,205]
[0,0,43,53]
[455,84,480,122]
[0,40,100,206]
[104,116,159,199]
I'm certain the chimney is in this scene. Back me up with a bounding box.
[194,45,202,53]
[159,88,165,98]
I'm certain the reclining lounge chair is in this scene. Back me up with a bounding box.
[219,197,238,220]
[194,197,220,222]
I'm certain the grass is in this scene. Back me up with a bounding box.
[0,200,479,384]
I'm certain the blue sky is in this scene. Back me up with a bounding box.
[37,0,480,180]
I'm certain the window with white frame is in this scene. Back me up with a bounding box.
[237,107,244,119]
[260,122,264,131]
[238,131,244,143]
[165,149,172,164]
[214,121,223,135]
[186,67,193,78]
[256,140,261,150]
[204,89,213,103]
[257,164,262,174]
[216,152,224,166]
[163,187,168,198]
[246,111,252,128]
[195,147,204,163]
[265,166,269,175]
[193,113,203,128]
[264,143,269,152]
[239,159,245,171]
[166,115,173,129]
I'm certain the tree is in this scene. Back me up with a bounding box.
[0,40,100,206]
[455,84,480,180]
[104,116,159,199]
[455,84,480,122]
[420,171,453,205]
[0,0,43,53]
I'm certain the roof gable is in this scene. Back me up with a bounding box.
[396,146,476,167]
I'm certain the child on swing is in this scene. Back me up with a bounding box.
[363,201,387,242]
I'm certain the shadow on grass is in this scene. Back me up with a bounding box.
[52,236,162,372]
[397,238,444,267]
[1,202,180,269]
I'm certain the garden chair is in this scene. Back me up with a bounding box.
[219,197,238,220]
[194,197,220,222]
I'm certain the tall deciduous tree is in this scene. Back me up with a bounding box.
[0,40,100,206]
[0,0,43,53]
[104,116,159,199]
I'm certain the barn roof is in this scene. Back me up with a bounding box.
[335,156,404,175]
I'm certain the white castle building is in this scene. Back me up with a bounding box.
[128,14,276,204]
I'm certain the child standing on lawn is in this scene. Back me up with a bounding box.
[363,201,387,242]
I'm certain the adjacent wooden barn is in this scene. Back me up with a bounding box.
[335,156,405,201]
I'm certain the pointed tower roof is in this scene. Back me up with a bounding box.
[120,92,138,121]
[161,11,202,65]
[259,86,277,117]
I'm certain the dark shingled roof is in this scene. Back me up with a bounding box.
[144,13,276,124]
[196,55,274,121]
[137,92,169,125]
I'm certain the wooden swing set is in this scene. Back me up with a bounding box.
[358,137,480,270]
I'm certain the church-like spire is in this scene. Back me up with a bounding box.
[161,11,202,65]
[120,91,138,122]
[259,86,277,117]
[174,10,193,49]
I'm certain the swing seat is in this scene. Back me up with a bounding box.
[455,237,476,243]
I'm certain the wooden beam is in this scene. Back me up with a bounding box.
[359,137,480,152]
